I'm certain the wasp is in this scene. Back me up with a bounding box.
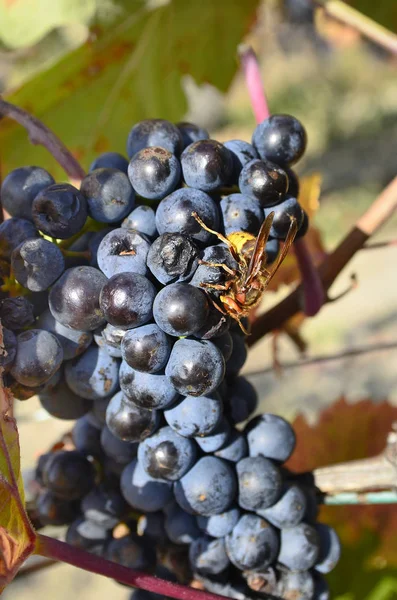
[192,211,298,334]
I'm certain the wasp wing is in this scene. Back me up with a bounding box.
[265,217,298,285]
[243,212,274,288]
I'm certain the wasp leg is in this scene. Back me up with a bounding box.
[198,259,236,276]
[199,281,232,291]
[191,211,241,264]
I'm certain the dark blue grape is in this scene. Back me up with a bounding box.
[224,376,257,425]
[0,217,39,260]
[181,140,233,192]
[99,272,155,329]
[100,425,138,464]
[37,309,92,360]
[82,486,127,530]
[37,490,80,526]
[257,483,307,529]
[239,159,289,208]
[86,397,109,429]
[138,425,197,481]
[66,516,110,556]
[164,502,200,544]
[32,183,87,239]
[265,237,280,265]
[225,333,247,377]
[106,390,160,442]
[275,569,314,600]
[120,360,179,410]
[220,193,263,236]
[49,266,107,331]
[214,430,248,463]
[236,456,282,511]
[245,566,277,595]
[193,306,230,340]
[87,227,113,269]
[312,572,330,600]
[0,328,17,373]
[121,324,171,373]
[252,114,307,166]
[285,166,300,197]
[225,513,279,571]
[264,195,304,239]
[81,168,135,223]
[153,283,209,337]
[314,523,341,574]
[121,458,173,512]
[72,415,102,457]
[11,329,63,387]
[245,413,296,462]
[223,139,258,182]
[0,296,35,330]
[89,151,129,174]
[156,188,219,245]
[189,536,229,575]
[122,205,157,238]
[42,450,95,500]
[164,393,222,438]
[128,147,181,201]
[1,166,54,220]
[177,122,209,148]
[194,417,231,453]
[127,119,183,158]
[296,208,309,239]
[39,371,91,420]
[97,228,150,278]
[65,345,119,400]
[106,534,156,570]
[146,233,199,285]
[278,523,320,571]
[174,456,236,516]
[165,338,225,397]
[197,506,240,538]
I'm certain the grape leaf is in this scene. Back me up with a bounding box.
[0,332,36,591]
[0,0,259,180]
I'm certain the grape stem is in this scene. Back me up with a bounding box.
[239,45,325,318]
[0,97,86,185]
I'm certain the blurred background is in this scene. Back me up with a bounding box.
[1,0,397,599]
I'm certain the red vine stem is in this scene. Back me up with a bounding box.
[239,45,325,317]
[0,98,86,185]
[248,175,397,346]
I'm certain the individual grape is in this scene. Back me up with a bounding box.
[164,393,223,438]
[138,426,197,481]
[177,122,209,148]
[194,417,231,453]
[220,193,263,236]
[65,345,120,400]
[190,244,238,293]
[6,376,41,401]
[285,166,300,197]
[264,237,280,265]
[87,227,113,269]
[49,266,107,331]
[32,183,87,239]
[245,566,277,596]
[106,390,160,442]
[127,119,183,158]
[120,360,179,410]
[165,338,225,397]
[164,502,200,545]
[225,333,247,377]
[174,456,236,516]
[86,397,110,429]
[214,430,248,463]
[275,569,314,600]
[100,425,138,464]
[238,159,289,208]
[245,413,296,462]
[197,506,240,538]
[137,513,167,542]
[257,483,307,529]
[153,283,209,337]
[39,371,91,420]
[0,296,35,330]
[312,572,330,600]
[314,523,341,574]
[121,324,171,373]
[1,166,55,220]
[122,205,157,239]
[236,456,282,511]
[189,536,230,575]
[146,233,199,285]
[225,514,279,571]
[107,534,156,570]
[264,195,304,239]
[278,523,320,571]
[181,139,233,192]
[0,217,39,260]
[0,328,17,373]
[66,516,110,556]
[193,307,230,341]
[82,487,127,530]
[94,323,124,358]
[121,458,173,512]
[97,228,150,278]
[37,309,92,360]
[81,168,135,223]
[223,139,258,182]
[11,329,63,387]
[89,151,129,174]
[155,188,219,245]
[224,376,257,425]
[252,114,307,166]
[37,490,80,526]
[72,415,102,457]
[99,272,155,329]
[42,450,95,500]
[295,208,310,239]
[128,147,181,201]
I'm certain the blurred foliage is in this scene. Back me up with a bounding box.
[346,0,397,33]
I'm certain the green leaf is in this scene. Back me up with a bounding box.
[0,0,259,179]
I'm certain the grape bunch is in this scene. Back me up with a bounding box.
[0,115,339,600]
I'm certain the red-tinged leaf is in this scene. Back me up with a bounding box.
[0,336,36,591]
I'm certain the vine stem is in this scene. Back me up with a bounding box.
[239,45,325,317]
[0,98,86,185]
